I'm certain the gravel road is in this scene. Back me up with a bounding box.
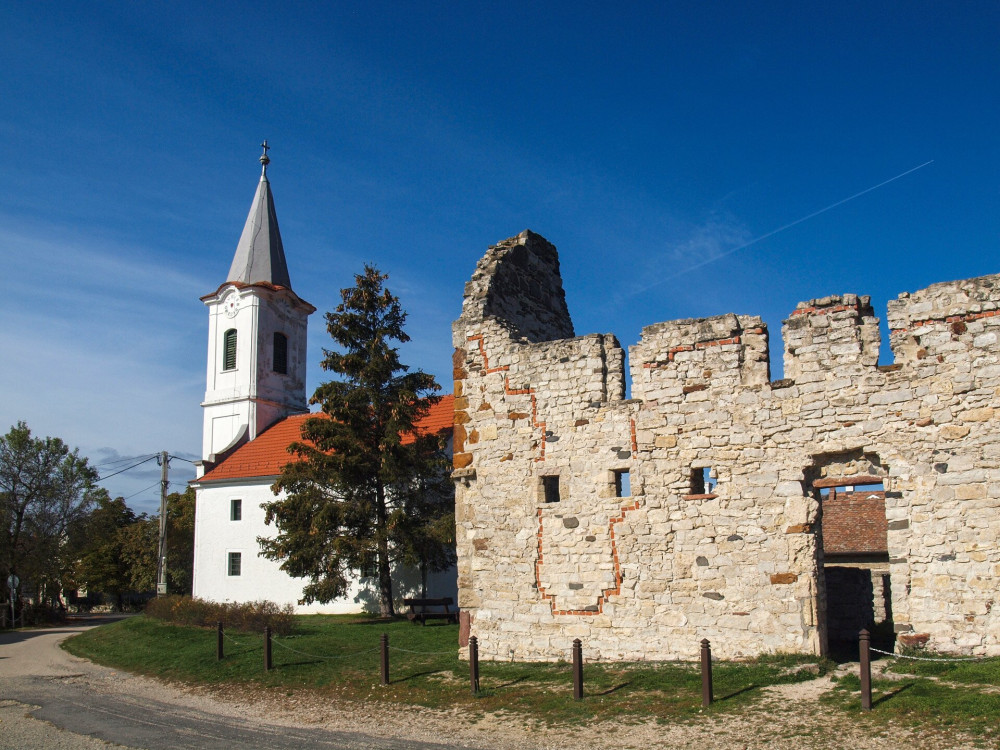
[0,617,476,750]
[0,618,986,749]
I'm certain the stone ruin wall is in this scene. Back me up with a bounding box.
[452,230,1000,661]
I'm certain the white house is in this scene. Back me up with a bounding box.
[190,147,455,613]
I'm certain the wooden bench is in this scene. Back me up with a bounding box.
[403,597,458,625]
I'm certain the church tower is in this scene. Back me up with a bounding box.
[198,144,315,469]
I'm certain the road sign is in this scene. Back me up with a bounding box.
[6,574,18,591]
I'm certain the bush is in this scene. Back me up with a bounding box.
[19,601,67,626]
[145,595,294,635]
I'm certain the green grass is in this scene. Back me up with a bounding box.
[64,615,831,725]
[822,659,1000,749]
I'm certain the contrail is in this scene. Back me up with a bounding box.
[631,160,934,296]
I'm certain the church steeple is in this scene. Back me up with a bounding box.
[226,141,292,289]
[198,145,315,469]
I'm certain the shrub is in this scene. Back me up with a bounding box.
[17,601,68,627]
[145,595,294,635]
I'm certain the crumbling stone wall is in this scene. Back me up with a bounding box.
[453,230,1000,660]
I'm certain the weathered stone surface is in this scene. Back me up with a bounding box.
[452,230,1000,661]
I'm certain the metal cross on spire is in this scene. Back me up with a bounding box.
[260,140,270,176]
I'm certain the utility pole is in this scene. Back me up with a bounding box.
[156,451,169,596]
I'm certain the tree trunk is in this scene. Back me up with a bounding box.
[374,482,394,617]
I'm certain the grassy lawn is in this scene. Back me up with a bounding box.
[64,615,831,725]
[821,656,1000,748]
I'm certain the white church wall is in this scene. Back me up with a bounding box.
[192,477,457,614]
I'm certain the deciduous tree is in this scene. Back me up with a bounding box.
[115,488,196,596]
[70,495,137,607]
[260,266,453,616]
[0,422,100,606]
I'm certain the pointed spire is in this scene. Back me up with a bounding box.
[227,142,292,289]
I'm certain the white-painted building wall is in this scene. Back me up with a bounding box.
[192,476,457,613]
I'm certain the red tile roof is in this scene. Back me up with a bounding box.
[198,395,454,483]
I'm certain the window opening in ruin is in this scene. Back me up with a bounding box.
[614,470,631,498]
[542,475,560,503]
[690,467,716,495]
[817,481,884,499]
[807,451,892,657]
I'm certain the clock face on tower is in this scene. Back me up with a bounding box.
[223,290,240,318]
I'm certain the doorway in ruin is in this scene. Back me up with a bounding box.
[807,450,894,658]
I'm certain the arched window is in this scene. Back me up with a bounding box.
[223,329,237,371]
[273,332,288,374]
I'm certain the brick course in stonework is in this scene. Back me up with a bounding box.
[452,230,1000,661]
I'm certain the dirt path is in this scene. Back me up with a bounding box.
[0,620,986,750]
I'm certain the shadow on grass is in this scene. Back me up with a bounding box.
[485,676,529,691]
[872,682,915,707]
[716,684,758,701]
[593,681,632,696]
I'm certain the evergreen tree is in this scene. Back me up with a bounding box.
[260,266,453,616]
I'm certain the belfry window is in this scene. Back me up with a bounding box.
[223,329,237,371]
[273,332,288,374]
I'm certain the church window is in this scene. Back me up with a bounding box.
[227,552,242,576]
[223,329,237,371]
[273,332,288,374]
[230,499,242,521]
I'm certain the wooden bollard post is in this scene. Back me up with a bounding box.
[216,621,223,661]
[859,629,872,712]
[469,635,480,696]
[700,638,713,707]
[572,638,583,700]
[264,626,272,671]
[380,633,390,685]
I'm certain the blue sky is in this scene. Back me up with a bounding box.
[2,2,998,514]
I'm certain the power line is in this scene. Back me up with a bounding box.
[93,453,158,469]
[122,481,162,501]
[168,454,198,464]
[96,455,159,482]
